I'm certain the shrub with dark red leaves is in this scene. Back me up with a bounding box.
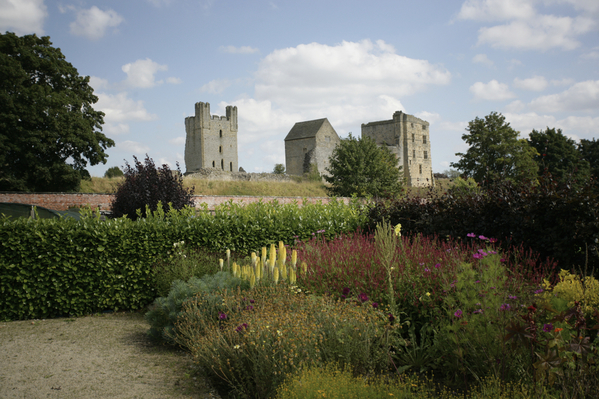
[366,174,599,272]
[111,155,194,220]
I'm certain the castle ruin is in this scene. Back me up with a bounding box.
[284,118,340,177]
[362,111,433,187]
[184,102,238,174]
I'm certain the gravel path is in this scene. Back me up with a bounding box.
[0,312,220,399]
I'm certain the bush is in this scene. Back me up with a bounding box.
[104,166,124,178]
[111,154,194,220]
[145,271,249,343]
[366,174,599,271]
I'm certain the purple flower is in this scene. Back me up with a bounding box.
[372,302,379,309]
[500,258,506,263]
[488,251,497,255]
[473,253,484,259]
[534,289,544,294]
[489,238,498,243]
[500,303,511,311]
[317,229,325,234]
[249,299,255,304]
[342,287,351,296]
[475,280,480,283]
[340,295,346,300]
[388,313,395,322]
[473,309,483,314]
[479,235,488,241]
[454,309,463,318]
[467,233,476,238]
[543,323,554,333]
[509,295,518,300]
[434,263,441,269]
[424,268,430,273]
[358,293,369,303]
[245,305,254,311]
[235,323,249,332]
[219,312,227,320]
[478,249,487,255]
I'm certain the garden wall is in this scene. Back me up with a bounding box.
[0,192,349,211]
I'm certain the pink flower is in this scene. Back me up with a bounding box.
[467,233,476,238]
[454,309,463,318]
[479,235,488,241]
[473,253,484,259]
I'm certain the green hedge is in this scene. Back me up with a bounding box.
[0,199,366,321]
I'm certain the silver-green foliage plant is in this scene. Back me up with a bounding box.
[145,271,249,343]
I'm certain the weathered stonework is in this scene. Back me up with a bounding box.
[362,111,433,187]
[185,102,238,174]
[284,118,340,177]
[186,168,295,182]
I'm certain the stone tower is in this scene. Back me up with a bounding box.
[284,118,340,177]
[362,111,433,187]
[184,102,238,174]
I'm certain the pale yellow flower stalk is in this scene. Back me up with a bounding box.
[226,249,231,270]
[289,268,297,285]
[261,247,267,265]
[394,224,402,237]
[269,244,276,263]
[291,250,297,269]
[219,258,224,271]
[301,261,307,274]
[251,252,257,267]
[250,273,256,289]
[281,264,287,281]
[280,245,287,266]
[273,266,280,285]
[232,262,238,277]
[255,260,261,281]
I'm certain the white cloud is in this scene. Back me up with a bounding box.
[0,0,47,35]
[96,92,157,123]
[528,80,599,112]
[259,140,286,165]
[507,59,523,70]
[581,49,599,59]
[439,121,469,131]
[472,53,494,67]
[478,15,595,51]
[505,100,526,112]
[551,78,575,86]
[415,111,442,124]
[220,45,259,54]
[513,76,548,91]
[558,115,599,134]
[470,80,516,100]
[166,77,182,84]
[146,0,174,6]
[69,6,124,40]
[201,79,232,94]
[169,137,186,145]
[103,123,130,136]
[504,112,557,133]
[117,140,150,155]
[457,0,536,21]
[504,112,599,137]
[553,0,599,14]
[89,76,109,91]
[122,58,168,88]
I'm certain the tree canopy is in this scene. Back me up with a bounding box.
[0,32,114,192]
[528,127,590,184]
[451,112,538,183]
[272,163,286,174]
[324,134,403,197]
[579,138,599,180]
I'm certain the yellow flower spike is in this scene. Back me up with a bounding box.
[291,250,297,268]
[281,264,287,281]
[290,268,297,285]
[273,266,279,284]
[269,243,276,262]
[261,247,267,264]
[251,252,257,266]
[301,261,307,274]
[226,249,231,271]
[280,246,287,266]
[219,258,224,271]
[250,273,256,289]
[394,224,402,237]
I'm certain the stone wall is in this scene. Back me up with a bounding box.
[185,168,295,182]
[0,192,348,212]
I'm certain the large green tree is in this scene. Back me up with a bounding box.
[528,127,590,184]
[324,134,403,197]
[0,32,114,192]
[451,112,538,183]
[579,138,599,180]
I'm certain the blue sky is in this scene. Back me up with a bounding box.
[2,0,598,177]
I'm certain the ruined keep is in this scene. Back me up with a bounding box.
[284,118,340,177]
[362,111,433,187]
[184,102,238,174]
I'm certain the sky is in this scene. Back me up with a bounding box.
[1,0,598,177]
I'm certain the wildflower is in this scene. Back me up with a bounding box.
[394,224,401,237]
[555,328,563,333]
[372,302,379,309]
[467,233,476,238]
[388,313,395,323]
[235,323,249,332]
[527,305,537,313]
[249,299,255,304]
[219,259,224,270]
[475,280,480,283]
[473,253,483,259]
[246,305,254,311]
[277,330,282,336]
[219,312,227,320]
[342,287,351,296]
[434,263,441,269]
[358,293,369,303]
[478,249,487,255]
[233,345,240,349]
[317,229,325,234]
[426,292,431,297]
[479,235,488,240]
[424,268,430,273]
[543,323,554,333]
[508,295,517,300]
[489,238,498,243]
[500,258,506,263]
[454,309,463,318]
[473,309,483,314]
[534,289,544,294]
[488,251,497,255]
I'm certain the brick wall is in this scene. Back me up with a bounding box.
[0,192,350,211]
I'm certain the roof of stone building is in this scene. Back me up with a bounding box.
[284,118,330,141]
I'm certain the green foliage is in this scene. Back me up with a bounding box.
[104,166,124,179]
[273,163,286,174]
[174,284,393,398]
[579,138,599,180]
[324,134,403,197]
[541,269,599,316]
[447,176,482,197]
[528,128,590,185]
[145,271,249,343]
[111,155,195,220]
[451,112,538,184]
[303,163,321,182]
[0,32,114,192]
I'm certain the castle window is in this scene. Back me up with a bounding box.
[219,145,222,153]
[219,130,223,137]
[230,162,233,171]
[423,135,427,144]
[325,136,330,142]
[221,159,224,170]
[412,134,415,142]
[411,123,414,128]
[424,151,428,159]
[303,148,307,153]
[413,149,416,158]
[422,125,426,130]
[212,161,215,168]
[419,164,422,174]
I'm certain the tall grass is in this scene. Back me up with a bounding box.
[80,176,329,196]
